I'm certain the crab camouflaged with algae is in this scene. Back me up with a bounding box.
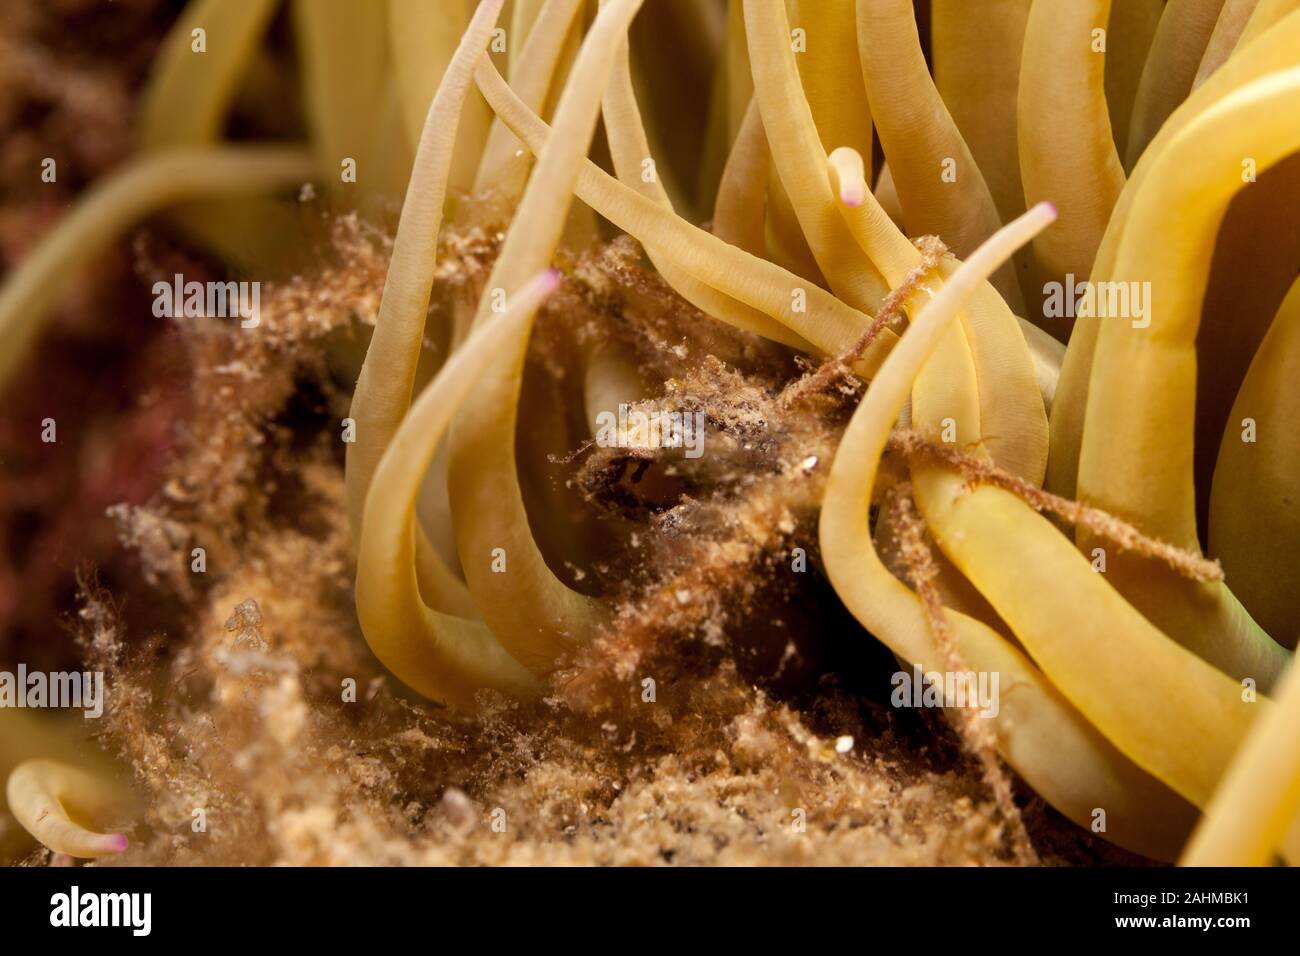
[1,0,1299,867]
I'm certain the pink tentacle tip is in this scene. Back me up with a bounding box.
[541,268,563,293]
[1037,201,1058,220]
[841,188,865,208]
[105,833,129,854]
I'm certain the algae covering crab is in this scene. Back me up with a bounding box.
[0,0,1298,869]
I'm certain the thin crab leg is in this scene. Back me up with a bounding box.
[885,193,1263,821]
[820,204,1200,860]
[896,221,1272,809]
[913,454,1265,808]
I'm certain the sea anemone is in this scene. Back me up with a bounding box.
[2,0,1298,867]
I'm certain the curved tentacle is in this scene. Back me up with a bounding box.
[900,218,1269,811]
[1237,0,1300,45]
[931,0,1031,227]
[1076,68,1300,686]
[6,759,131,860]
[136,0,301,269]
[1181,657,1300,865]
[474,60,894,366]
[472,0,588,210]
[602,30,812,351]
[355,272,557,706]
[788,0,873,180]
[932,0,1036,311]
[743,0,888,311]
[1048,9,1300,501]
[712,96,770,257]
[1194,0,1263,89]
[448,0,647,671]
[1125,0,1227,168]
[1208,276,1300,646]
[137,0,278,150]
[821,204,1200,860]
[292,0,402,199]
[1018,0,1124,308]
[389,0,489,199]
[828,147,1049,482]
[0,146,312,388]
[1101,0,1162,165]
[345,0,507,621]
[856,0,1021,312]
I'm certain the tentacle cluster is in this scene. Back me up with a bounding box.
[2,0,1299,866]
